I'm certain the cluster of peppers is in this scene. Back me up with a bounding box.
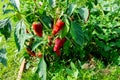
[52,19,66,56]
[26,18,66,57]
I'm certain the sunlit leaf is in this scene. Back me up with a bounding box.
[10,0,20,11]
[70,62,76,69]
[14,20,26,51]
[0,18,9,29]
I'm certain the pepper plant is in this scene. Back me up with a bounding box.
[0,0,120,80]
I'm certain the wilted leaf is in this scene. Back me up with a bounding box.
[70,21,84,46]
[0,48,7,66]
[14,20,26,51]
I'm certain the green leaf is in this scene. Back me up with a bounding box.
[60,16,70,38]
[83,31,90,42]
[10,0,20,11]
[78,7,89,22]
[94,24,104,34]
[32,38,43,51]
[2,4,14,14]
[73,69,78,79]
[14,20,26,51]
[25,33,33,40]
[67,62,78,79]
[70,21,84,46]
[0,18,12,40]
[95,39,105,48]
[41,15,52,29]
[70,62,76,69]
[36,57,46,80]
[0,48,7,66]
[115,40,120,47]
[25,62,30,70]
[104,45,111,51]
[67,3,77,16]
[66,68,73,75]
[49,0,56,8]
[2,4,8,14]
[67,76,75,80]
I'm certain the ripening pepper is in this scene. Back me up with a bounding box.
[55,49,61,56]
[52,19,65,35]
[32,22,43,37]
[53,38,66,56]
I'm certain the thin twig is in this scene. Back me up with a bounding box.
[17,58,26,80]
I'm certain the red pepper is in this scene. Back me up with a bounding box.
[52,19,65,35]
[53,38,66,51]
[55,49,61,56]
[53,38,66,56]
[32,22,42,37]
[53,38,61,51]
